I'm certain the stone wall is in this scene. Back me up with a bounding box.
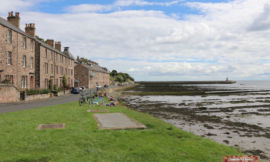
[100,84,139,93]
[0,84,20,103]
[25,93,51,101]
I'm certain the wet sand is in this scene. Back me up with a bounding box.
[121,83,270,160]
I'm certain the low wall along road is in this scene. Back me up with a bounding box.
[0,84,20,103]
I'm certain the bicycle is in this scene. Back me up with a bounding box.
[88,95,105,107]
[78,93,91,106]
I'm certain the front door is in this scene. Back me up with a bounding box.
[30,76,34,89]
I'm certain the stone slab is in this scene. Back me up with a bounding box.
[87,109,109,112]
[36,123,66,130]
[94,113,146,130]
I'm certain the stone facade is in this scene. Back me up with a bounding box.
[0,13,35,89]
[74,64,109,88]
[35,41,74,89]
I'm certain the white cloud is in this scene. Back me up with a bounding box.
[65,0,183,13]
[1,0,270,80]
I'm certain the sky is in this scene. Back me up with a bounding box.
[1,0,270,81]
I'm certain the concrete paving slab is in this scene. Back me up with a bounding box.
[87,109,109,112]
[36,123,66,130]
[94,113,146,130]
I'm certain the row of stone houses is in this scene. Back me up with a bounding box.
[0,11,110,90]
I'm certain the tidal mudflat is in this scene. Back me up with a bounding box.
[122,81,270,160]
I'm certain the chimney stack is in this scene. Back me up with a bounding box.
[25,23,36,37]
[46,39,54,47]
[55,41,61,51]
[77,56,79,61]
[7,11,20,29]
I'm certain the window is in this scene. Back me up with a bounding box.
[7,52,11,65]
[10,75,13,84]
[82,71,84,74]
[23,37,26,49]
[45,79,48,89]
[31,57,33,68]
[45,63,48,73]
[31,40,33,51]
[23,55,26,67]
[22,76,27,88]
[8,30,12,43]
[51,64,53,74]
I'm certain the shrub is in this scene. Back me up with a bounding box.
[26,89,40,95]
[1,79,10,84]
[40,89,50,94]
[53,84,57,90]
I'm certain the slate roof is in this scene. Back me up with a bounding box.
[0,17,73,59]
[82,64,109,74]
[63,47,75,60]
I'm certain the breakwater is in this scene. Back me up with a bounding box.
[135,81,236,84]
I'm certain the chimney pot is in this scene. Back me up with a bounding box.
[25,24,27,27]
[11,11,13,16]
[55,41,61,51]
[17,13,20,17]
[7,11,20,29]
[8,12,10,17]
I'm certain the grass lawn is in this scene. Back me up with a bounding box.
[0,97,243,162]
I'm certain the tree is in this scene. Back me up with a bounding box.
[35,35,45,43]
[62,74,67,88]
[115,75,123,83]
[81,59,88,64]
[110,70,118,77]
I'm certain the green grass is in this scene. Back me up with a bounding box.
[0,98,243,162]
[130,91,206,96]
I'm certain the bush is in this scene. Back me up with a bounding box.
[26,89,40,95]
[1,79,10,84]
[40,89,50,94]
[53,84,57,90]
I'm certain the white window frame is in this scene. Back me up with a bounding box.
[23,37,26,49]
[23,55,26,67]
[8,30,11,43]
[7,52,11,65]
[31,57,33,68]
[31,40,33,51]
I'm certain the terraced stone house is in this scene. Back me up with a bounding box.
[0,11,75,89]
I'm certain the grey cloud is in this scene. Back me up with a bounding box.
[248,3,270,31]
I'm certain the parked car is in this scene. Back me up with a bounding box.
[79,86,85,91]
[96,85,101,88]
[118,83,122,86]
[71,87,80,94]
[104,84,109,87]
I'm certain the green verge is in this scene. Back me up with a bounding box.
[130,91,206,95]
[0,98,243,162]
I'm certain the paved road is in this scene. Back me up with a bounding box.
[0,88,96,114]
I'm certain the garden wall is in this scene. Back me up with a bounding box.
[54,90,70,96]
[0,84,20,103]
[25,93,51,101]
